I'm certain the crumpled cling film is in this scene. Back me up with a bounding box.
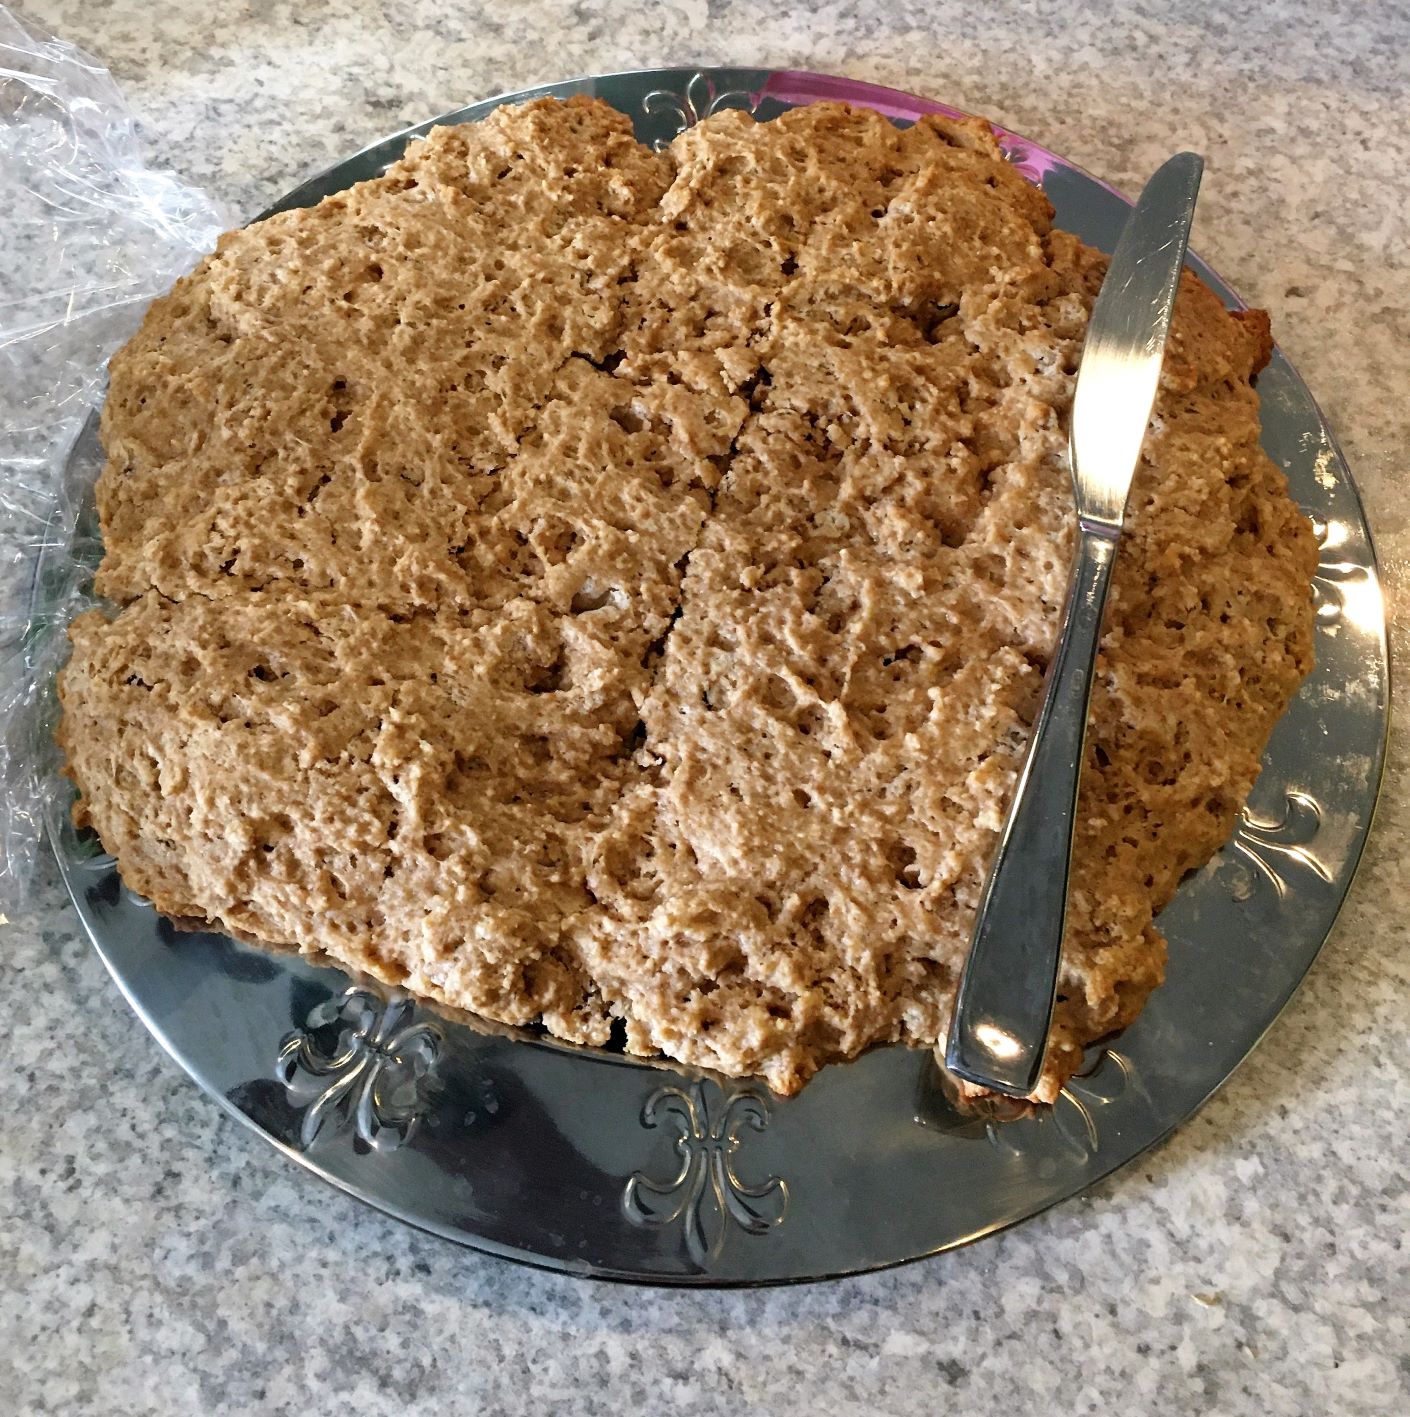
[0,6,226,910]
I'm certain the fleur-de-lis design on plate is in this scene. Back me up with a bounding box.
[641,72,759,149]
[1306,511,1371,627]
[277,986,440,1152]
[1228,789,1331,904]
[986,1048,1132,1162]
[623,1079,788,1267]
[996,137,1060,186]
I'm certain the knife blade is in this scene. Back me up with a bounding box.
[945,151,1204,1098]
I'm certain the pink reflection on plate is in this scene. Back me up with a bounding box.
[759,70,1070,188]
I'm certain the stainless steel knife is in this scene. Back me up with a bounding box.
[945,151,1205,1098]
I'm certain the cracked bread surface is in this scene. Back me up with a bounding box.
[59,96,1318,1100]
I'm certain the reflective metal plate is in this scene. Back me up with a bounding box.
[48,68,1389,1285]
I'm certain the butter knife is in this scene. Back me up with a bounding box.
[945,152,1205,1097]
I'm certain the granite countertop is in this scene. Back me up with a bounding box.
[2,2,1406,1413]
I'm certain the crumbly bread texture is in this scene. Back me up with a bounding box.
[59,97,1318,1100]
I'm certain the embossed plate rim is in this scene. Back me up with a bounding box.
[45,67,1390,1286]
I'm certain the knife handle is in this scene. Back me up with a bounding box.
[945,523,1118,1096]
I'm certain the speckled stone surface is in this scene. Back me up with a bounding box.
[2,2,1406,1413]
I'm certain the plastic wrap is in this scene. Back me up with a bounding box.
[0,6,226,909]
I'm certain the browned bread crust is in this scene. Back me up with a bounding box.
[59,98,1317,1100]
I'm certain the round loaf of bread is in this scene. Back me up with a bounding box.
[58,97,1317,1100]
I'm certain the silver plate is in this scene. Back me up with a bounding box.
[47,68,1389,1286]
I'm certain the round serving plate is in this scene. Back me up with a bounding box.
[47,68,1389,1285]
